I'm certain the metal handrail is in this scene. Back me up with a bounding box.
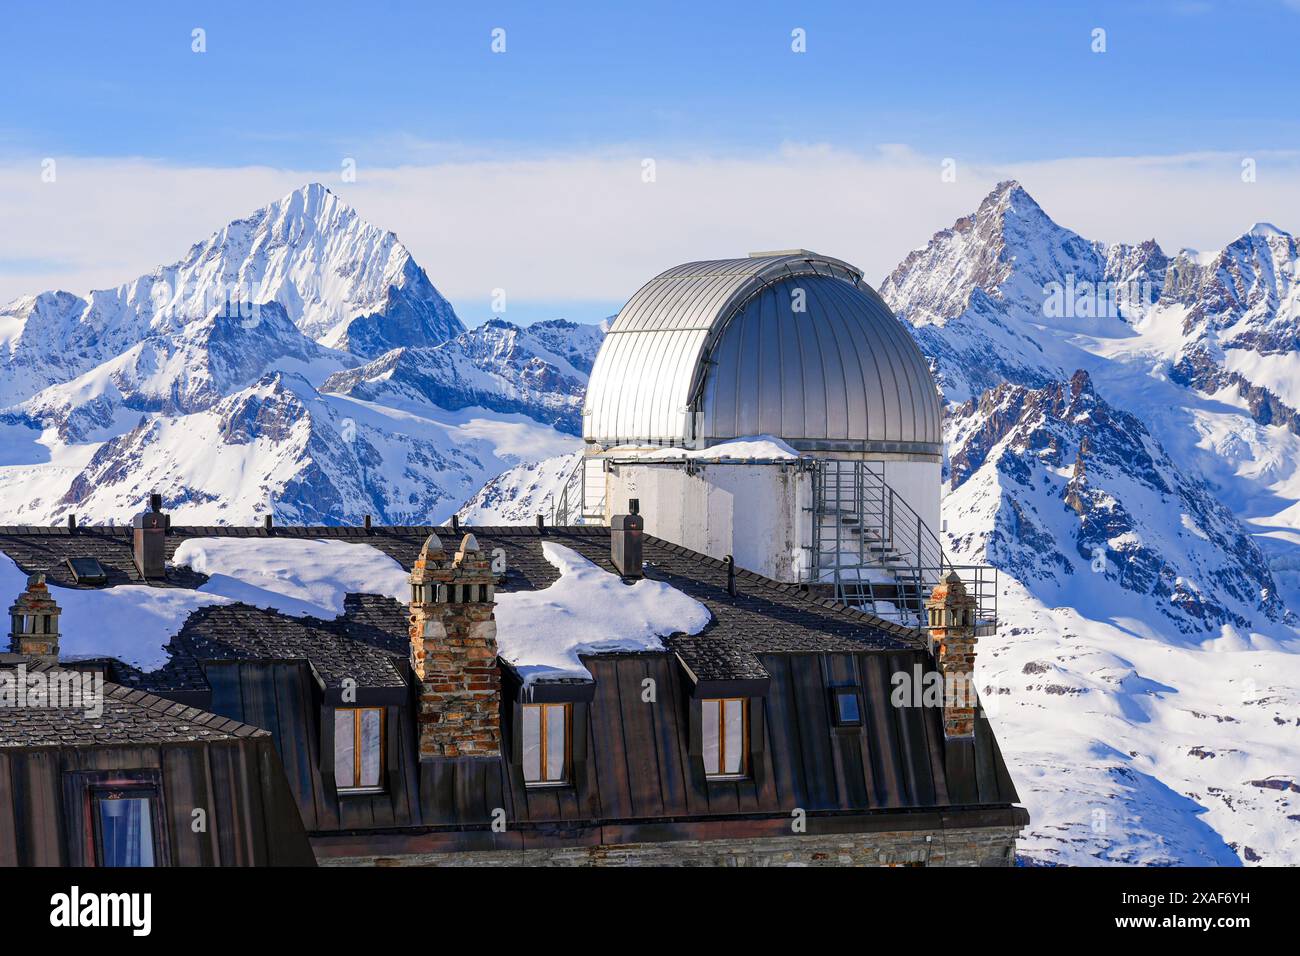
[548,457,606,526]
[808,460,997,629]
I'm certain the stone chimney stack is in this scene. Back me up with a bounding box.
[8,573,60,663]
[132,493,167,580]
[408,532,501,758]
[925,571,979,739]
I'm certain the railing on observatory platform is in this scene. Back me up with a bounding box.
[549,457,607,526]
[549,453,996,632]
[806,459,997,631]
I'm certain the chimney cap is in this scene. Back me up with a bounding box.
[149,492,163,512]
[132,509,166,530]
[26,572,46,589]
[457,533,480,554]
[420,532,446,557]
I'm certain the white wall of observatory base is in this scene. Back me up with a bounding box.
[878,460,942,542]
[601,457,943,582]
[604,461,810,582]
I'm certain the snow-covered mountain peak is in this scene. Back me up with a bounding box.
[977,179,1054,230]
[881,181,1109,339]
[1247,221,1289,240]
[0,187,598,528]
[0,183,464,410]
[163,182,463,356]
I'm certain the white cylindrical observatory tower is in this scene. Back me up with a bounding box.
[582,250,944,590]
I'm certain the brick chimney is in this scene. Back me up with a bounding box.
[8,573,60,663]
[408,532,501,758]
[132,493,167,580]
[924,570,979,739]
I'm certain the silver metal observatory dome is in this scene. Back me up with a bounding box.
[583,251,942,457]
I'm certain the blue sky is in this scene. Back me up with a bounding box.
[5,1,1298,165]
[2,1,1299,324]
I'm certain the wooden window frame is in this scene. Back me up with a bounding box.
[522,702,571,787]
[63,769,171,867]
[335,706,386,794]
[703,697,749,780]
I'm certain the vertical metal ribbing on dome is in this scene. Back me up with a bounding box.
[695,273,938,449]
[819,275,895,443]
[583,252,942,455]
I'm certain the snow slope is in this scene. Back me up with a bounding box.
[321,318,603,435]
[884,182,1300,865]
[456,451,582,525]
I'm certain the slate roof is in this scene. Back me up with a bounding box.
[0,656,268,749]
[177,598,406,689]
[0,524,922,692]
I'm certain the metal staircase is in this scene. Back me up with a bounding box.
[548,453,995,633]
[807,460,996,631]
[548,456,607,526]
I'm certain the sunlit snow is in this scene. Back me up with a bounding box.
[494,542,710,686]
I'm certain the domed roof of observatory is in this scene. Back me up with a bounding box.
[583,251,942,457]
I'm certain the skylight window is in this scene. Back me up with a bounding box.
[66,557,107,585]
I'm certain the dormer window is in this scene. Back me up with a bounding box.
[522,702,570,786]
[334,707,385,793]
[702,698,747,779]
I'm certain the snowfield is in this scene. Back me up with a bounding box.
[891,182,1300,865]
[977,578,1299,866]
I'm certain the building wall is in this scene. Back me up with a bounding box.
[319,825,1021,867]
[604,460,809,582]
[0,738,314,866]
[601,457,942,583]
[206,650,1022,839]
[880,458,942,541]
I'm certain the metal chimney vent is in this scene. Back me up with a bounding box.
[132,493,167,580]
[610,502,644,579]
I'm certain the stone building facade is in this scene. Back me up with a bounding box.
[322,825,1021,868]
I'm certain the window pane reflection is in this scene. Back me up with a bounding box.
[96,795,155,867]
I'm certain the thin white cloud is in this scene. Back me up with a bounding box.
[1,147,1297,310]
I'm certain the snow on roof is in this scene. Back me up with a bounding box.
[4,534,705,688]
[0,538,411,672]
[0,551,226,671]
[494,542,711,686]
[172,536,409,618]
